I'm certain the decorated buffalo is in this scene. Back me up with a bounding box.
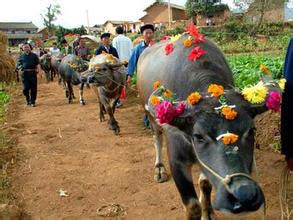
[58,54,88,104]
[81,53,126,135]
[40,54,53,82]
[137,24,283,219]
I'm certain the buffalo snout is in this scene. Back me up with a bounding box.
[213,177,264,214]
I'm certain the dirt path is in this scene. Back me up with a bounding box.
[5,80,286,219]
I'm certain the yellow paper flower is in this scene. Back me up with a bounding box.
[164,89,173,98]
[187,92,201,105]
[183,37,193,47]
[242,82,268,104]
[150,96,161,106]
[222,107,238,120]
[222,133,239,145]
[259,64,270,75]
[170,34,181,43]
[208,84,225,97]
[153,80,161,90]
[278,78,286,91]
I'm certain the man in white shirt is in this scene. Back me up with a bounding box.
[112,26,133,63]
[49,42,61,57]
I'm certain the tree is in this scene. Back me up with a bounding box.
[185,0,228,22]
[41,3,61,36]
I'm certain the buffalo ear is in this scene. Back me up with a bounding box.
[106,62,124,69]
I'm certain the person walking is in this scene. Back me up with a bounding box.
[281,37,293,171]
[127,24,155,127]
[17,43,41,107]
[74,38,90,60]
[112,26,133,63]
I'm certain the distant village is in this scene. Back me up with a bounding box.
[1,1,293,47]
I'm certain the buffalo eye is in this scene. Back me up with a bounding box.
[194,133,205,143]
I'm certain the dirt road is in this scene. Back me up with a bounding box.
[4,80,286,219]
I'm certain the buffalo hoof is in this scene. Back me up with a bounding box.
[154,165,168,183]
[65,91,69,98]
[113,127,120,135]
[68,99,73,104]
[80,100,86,105]
[100,115,105,122]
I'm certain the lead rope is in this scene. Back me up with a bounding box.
[191,139,266,219]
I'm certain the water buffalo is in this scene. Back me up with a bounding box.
[40,54,54,82]
[137,33,276,219]
[58,54,88,104]
[82,54,126,135]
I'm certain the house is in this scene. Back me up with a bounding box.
[0,22,41,46]
[37,27,49,40]
[245,0,287,22]
[139,1,187,27]
[103,20,134,35]
[86,24,104,35]
[194,4,230,26]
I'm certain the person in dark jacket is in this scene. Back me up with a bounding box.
[95,33,119,58]
[17,43,41,107]
[281,37,293,171]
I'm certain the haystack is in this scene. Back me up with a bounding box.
[0,32,16,83]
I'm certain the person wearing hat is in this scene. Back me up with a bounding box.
[127,24,155,128]
[95,33,119,58]
[127,24,155,83]
[17,42,41,107]
[281,37,293,171]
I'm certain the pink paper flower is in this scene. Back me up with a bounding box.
[266,91,281,112]
[188,46,206,61]
[165,43,174,55]
[155,101,185,124]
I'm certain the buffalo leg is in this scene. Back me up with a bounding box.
[150,120,168,183]
[198,173,214,220]
[67,81,73,104]
[164,125,201,219]
[79,82,86,105]
[92,87,105,122]
[105,105,120,135]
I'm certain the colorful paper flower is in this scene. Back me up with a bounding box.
[217,132,239,145]
[163,89,173,98]
[183,37,193,47]
[165,43,174,55]
[208,84,224,97]
[259,64,270,75]
[242,82,268,104]
[278,78,286,91]
[188,46,206,61]
[156,101,185,124]
[150,96,161,106]
[222,107,238,120]
[186,23,205,43]
[266,91,281,112]
[170,34,181,43]
[187,92,201,105]
[153,80,161,90]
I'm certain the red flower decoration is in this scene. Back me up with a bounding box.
[165,43,174,55]
[188,46,206,61]
[186,23,205,43]
[161,36,171,41]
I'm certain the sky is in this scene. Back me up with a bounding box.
[0,0,234,29]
